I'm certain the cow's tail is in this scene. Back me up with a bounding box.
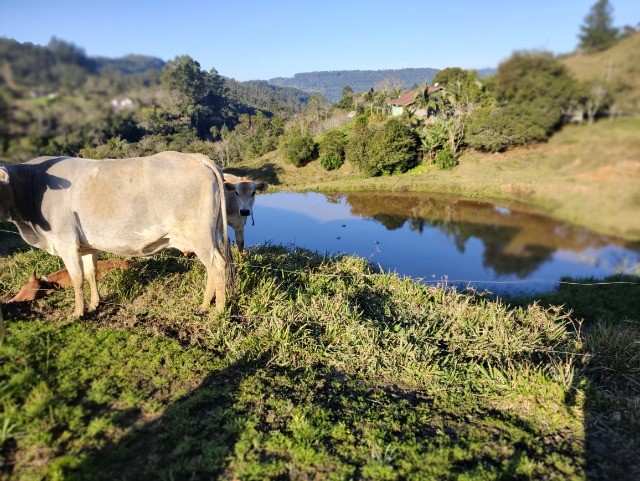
[197,154,236,298]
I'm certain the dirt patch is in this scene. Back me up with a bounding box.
[577,160,640,182]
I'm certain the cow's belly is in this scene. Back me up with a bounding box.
[80,225,178,256]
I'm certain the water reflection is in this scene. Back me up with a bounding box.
[249,192,640,295]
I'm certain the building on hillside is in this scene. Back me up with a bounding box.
[388,84,441,118]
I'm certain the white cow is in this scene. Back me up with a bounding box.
[223,173,269,252]
[0,151,233,316]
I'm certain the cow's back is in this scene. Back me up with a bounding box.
[41,152,222,256]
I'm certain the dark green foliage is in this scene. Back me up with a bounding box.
[222,113,285,161]
[318,129,346,159]
[320,152,343,170]
[489,52,578,146]
[434,145,458,170]
[346,119,419,176]
[344,124,370,170]
[224,79,311,113]
[336,93,354,109]
[578,0,619,53]
[465,106,515,152]
[279,127,317,166]
[0,38,306,163]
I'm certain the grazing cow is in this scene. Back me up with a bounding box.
[223,173,269,252]
[9,259,139,303]
[0,151,233,317]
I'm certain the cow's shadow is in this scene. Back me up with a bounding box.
[224,162,283,186]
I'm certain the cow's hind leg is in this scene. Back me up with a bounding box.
[82,253,100,312]
[195,248,226,313]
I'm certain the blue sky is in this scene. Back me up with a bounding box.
[1,1,638,81]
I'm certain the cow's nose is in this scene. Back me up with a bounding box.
[240,209,251,217]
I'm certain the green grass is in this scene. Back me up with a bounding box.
[1,240,639,480]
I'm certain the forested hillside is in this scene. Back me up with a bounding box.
[0,37,312,164]
[269,68,440,102]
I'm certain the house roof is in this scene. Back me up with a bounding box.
[389,89,417,107]
[388,85,442,107]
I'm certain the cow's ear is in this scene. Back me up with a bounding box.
[256,182,269,192]
[224,182,236,192]
[0,167,9,184]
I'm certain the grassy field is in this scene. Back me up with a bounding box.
[227,118,640,242]
[1,228,639,479]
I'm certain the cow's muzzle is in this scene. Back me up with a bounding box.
[240,209,251,217]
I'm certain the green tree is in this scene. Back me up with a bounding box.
[492,51,577,144]
[347,119,418,176]
[578,0,619,53]
[279,127,316,166]
[319,129,346,159]
[337,86,355,110]
[579,79,613,123]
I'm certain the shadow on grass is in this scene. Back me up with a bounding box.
[0,222,30,257]
[70,359,582,480]
[502,275,640,481]
[224,162,283,186]
[71,354,269,480]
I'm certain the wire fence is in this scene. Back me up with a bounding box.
[1,226,639,303]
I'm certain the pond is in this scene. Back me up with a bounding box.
[243,192,640,296]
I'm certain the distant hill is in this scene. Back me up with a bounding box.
[0,37,311,113]
[224,79,312,113]
[0,37,165,92]
[94,54,166,75]
[560,32,640,113]
[268,68,440,102]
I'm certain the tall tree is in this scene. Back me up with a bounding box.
[578,0,619,53]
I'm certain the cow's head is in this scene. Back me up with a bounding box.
[9,271,56,303]
[225,178,269,217]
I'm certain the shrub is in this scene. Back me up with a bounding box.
[345,119,418,177]
[344,125,370,172]
[320,152,344,171]
[434,145,458,170]
[366,119,419,176]
[319,129,346,159]
[492,51,578,143]
[465,107,514,153]
[279,128,317,167]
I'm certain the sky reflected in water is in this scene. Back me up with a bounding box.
[244,192,640,295]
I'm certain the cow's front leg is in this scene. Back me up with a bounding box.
[62,254,85,318]
[82,253,100,312]
[235,228,245,253]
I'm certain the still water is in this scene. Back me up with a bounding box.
[242,192,640,295]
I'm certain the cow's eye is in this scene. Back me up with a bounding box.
[235,192,239,196]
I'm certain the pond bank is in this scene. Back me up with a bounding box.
[228,118,640,242]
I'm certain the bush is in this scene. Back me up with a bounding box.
[279,128,317,167]
[320,152,344,171]
[492,52,577,144]
[434,146,458,170]
[465,107,515,153]
[319,129,346,159]
[366,119,419,176]
[344,125,370,172]
[345,119,419,177]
